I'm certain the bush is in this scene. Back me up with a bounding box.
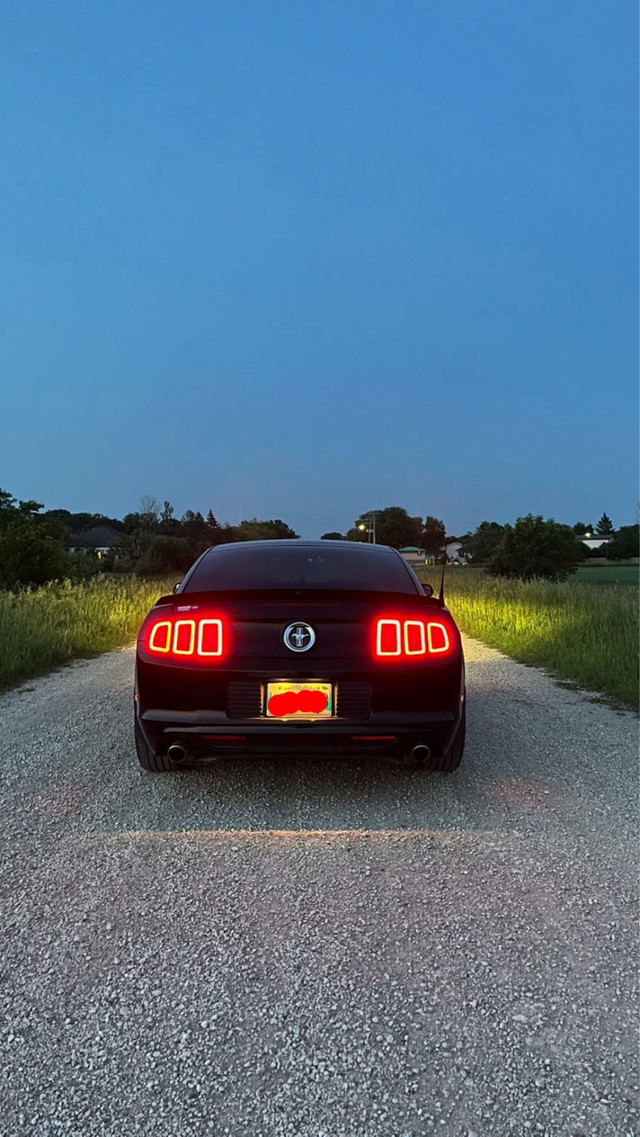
[135,536,194,577]
[0,522,70,589]
[606,524,639,561]
[487,514,581,582]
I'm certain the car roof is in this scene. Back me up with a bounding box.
[203,540,400,554]
[176,538,428,597]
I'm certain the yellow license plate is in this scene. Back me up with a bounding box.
[266,682,333,718]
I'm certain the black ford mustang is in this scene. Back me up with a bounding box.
[134,540,465,772]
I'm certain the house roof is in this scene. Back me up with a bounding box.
[68,524,123,548]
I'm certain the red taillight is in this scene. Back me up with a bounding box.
[197,619,223,656]
[148,620,171,653]
[145,616,226,660]
[427,622,450,654]
[404,620,426,655]
[174,619,196,655]
[376,619,402,656]
[374,618,452,659]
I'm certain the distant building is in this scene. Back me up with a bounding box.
[399,546,426,564]
[67,524,124,560]
[444,540,468,565]
[399,542,469,566]
[580,536,614,551]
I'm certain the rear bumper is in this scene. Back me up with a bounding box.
[136,705,463,763]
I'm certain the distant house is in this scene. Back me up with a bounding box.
[580,535,614,551]
[399,546,426,564]
[67,525,124,560]
[444,540,468,565]
[399,543,469,565]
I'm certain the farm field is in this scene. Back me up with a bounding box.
[575,563,639,587]
[418,565,638,710]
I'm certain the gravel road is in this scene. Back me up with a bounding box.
[0,637,637,1137]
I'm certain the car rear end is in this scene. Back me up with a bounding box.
[134,542,465,771]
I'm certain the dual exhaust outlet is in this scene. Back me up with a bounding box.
[168,741,431,764]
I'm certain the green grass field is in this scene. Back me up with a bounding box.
[0,569,637,711]
[575,564,639,588]
[0,576,174,692]
[417,566,639,710]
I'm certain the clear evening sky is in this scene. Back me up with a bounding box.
[1,1,637,538]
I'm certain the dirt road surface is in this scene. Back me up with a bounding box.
[0,637,637,1136]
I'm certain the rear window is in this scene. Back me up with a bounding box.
[183,544,420,594]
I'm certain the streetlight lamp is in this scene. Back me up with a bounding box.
[358,514,378,543]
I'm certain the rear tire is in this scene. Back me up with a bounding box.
[438,704,465,772]
[135,718,176,772]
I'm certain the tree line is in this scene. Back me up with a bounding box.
[0,488,637,589]
[0,489,299,588]
[456,512,639,578]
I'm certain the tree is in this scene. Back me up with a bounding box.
[595,512,615,536]
[347,507,422,548]
[235,518,299,541]
[140,495,161,526]
[345,524,369,542]
[422,516,446,556]
[605,524,639,561]
[0,489,46,531]
[45,510,126,535]
[321,531,345,540]
[486,514,582,582]
[159,501,180,536]
[201,510,232,545]
[459,521,506,563]
[0,489,69,587]
[135,536,193,577]
[572,521,594,537]
[0,523,68,587]
[123,499,161,533]
[181,509,208,540]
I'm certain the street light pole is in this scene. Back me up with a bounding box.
[358,512,379,543]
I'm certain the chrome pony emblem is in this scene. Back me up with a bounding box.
[283,622,316,653]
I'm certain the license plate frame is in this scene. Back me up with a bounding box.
[265,681,333,718]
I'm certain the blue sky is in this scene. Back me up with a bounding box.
[1,0,637,538]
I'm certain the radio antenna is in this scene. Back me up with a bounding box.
[438,535,447,602]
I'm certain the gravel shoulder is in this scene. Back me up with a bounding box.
[0,638,637,1136]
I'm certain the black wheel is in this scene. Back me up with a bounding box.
[439,703,465,772]
[135,717,176,772]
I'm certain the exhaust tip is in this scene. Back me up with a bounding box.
[167,743,187,763]
[410,744,431,763]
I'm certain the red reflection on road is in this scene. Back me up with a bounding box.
[268,690,328,716]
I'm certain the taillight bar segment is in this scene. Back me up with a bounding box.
[375,618,452,658]
[146,616,224,659]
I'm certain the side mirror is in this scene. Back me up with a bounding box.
[172,582,182,594]
[422,583,434,597]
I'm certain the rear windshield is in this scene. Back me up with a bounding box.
[183,544,420,594]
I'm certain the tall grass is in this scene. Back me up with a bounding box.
[418,568,639,710]
[0,576,174,691]
[0,572,637,711]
